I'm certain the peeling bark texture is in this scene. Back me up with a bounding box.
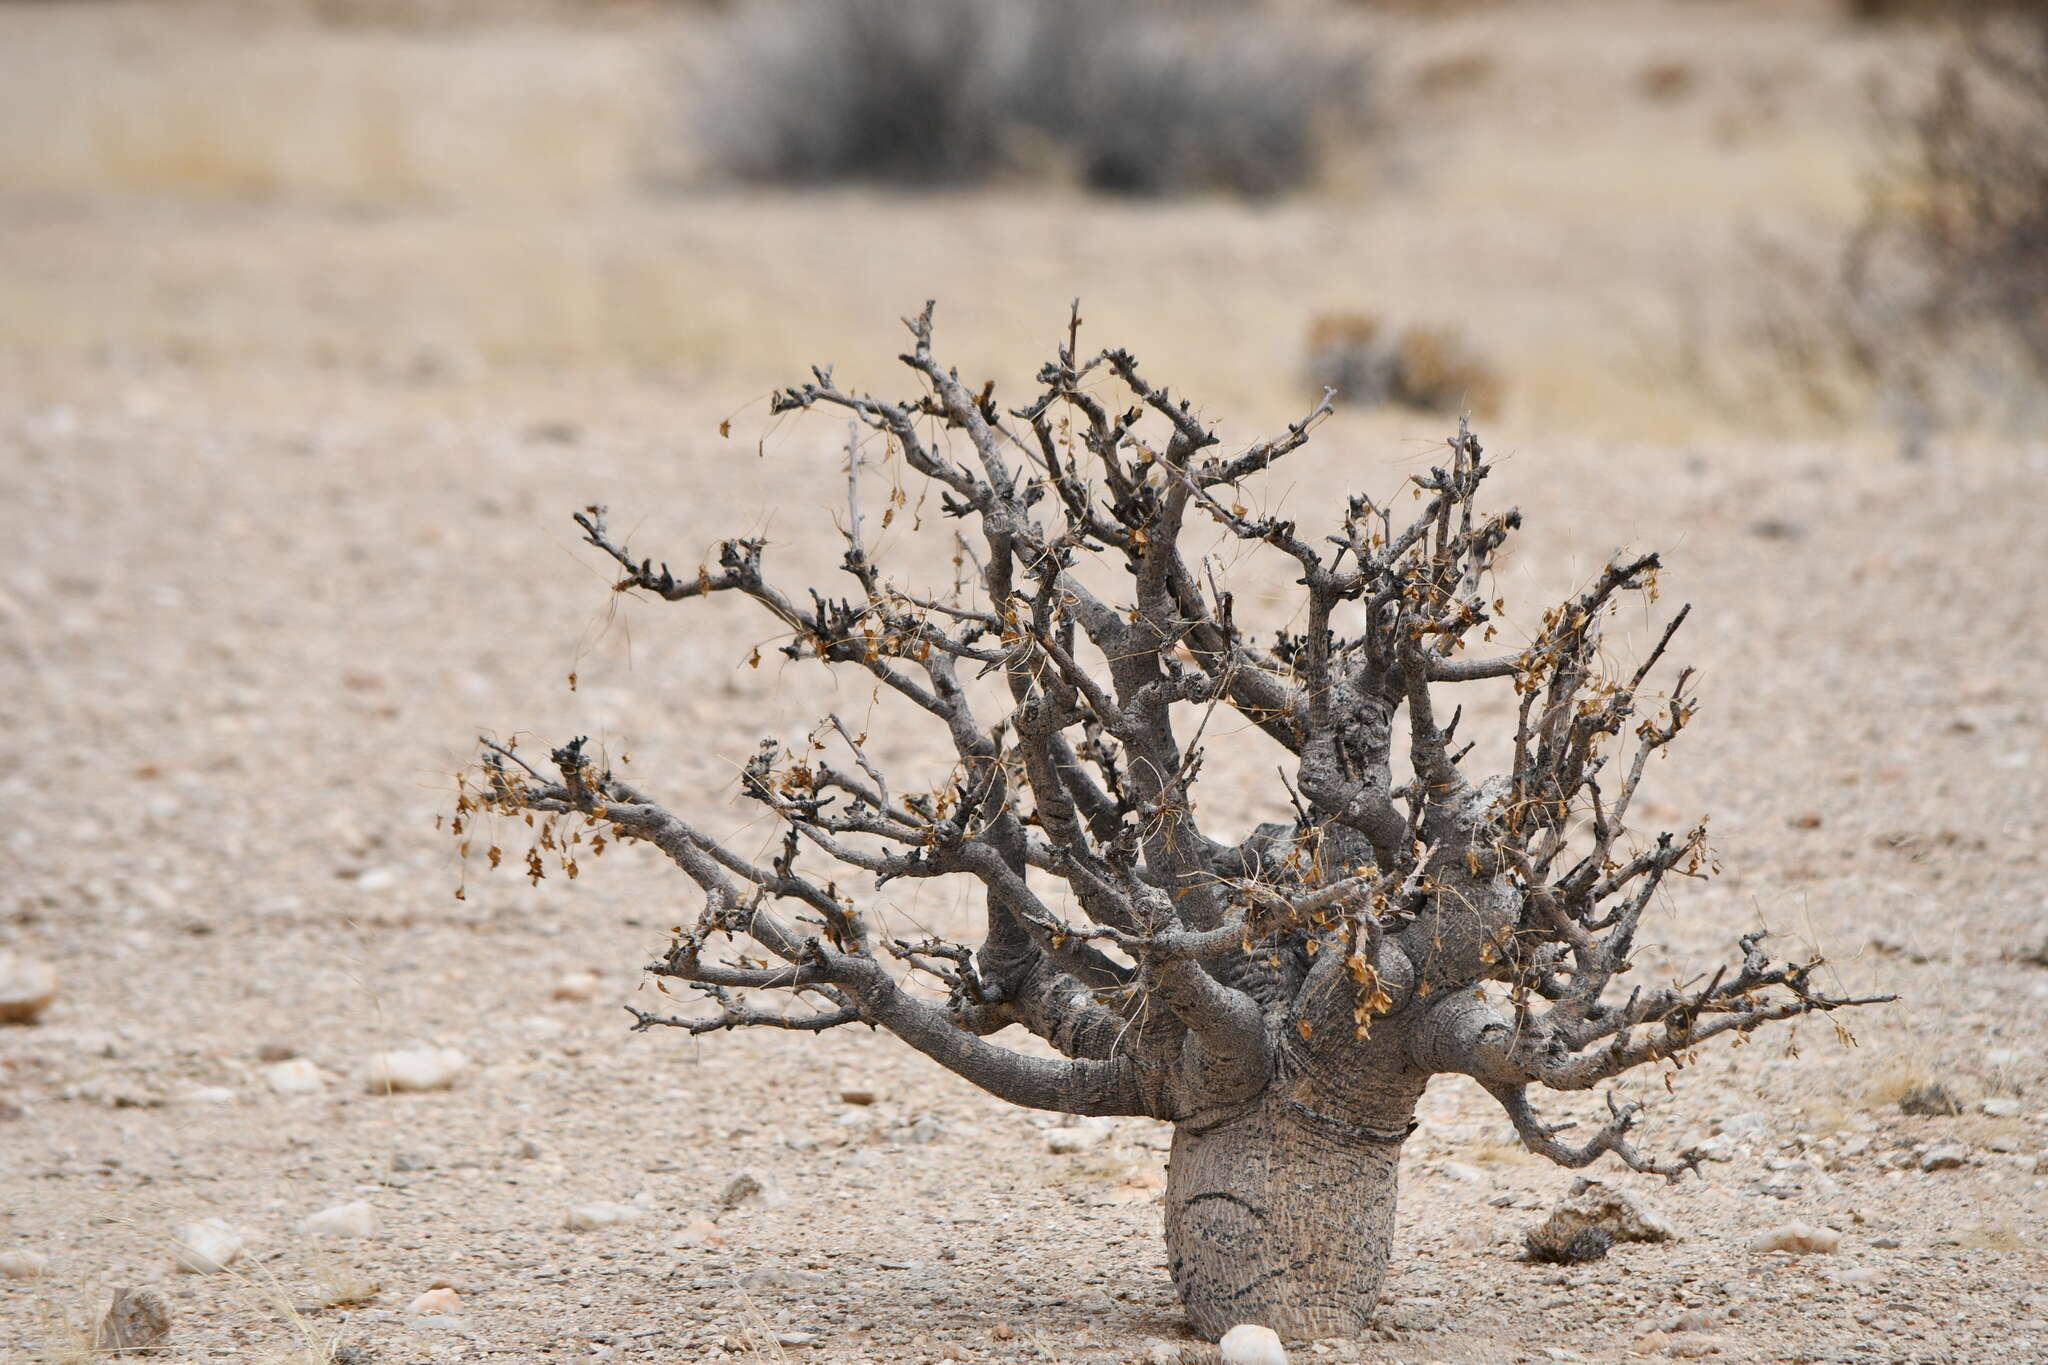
[459,303,1891,1341]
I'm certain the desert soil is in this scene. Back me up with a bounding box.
[3,3,2046,1364]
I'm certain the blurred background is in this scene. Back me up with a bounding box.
[2,0,2042,441]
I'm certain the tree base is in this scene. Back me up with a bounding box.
[1164,1092,1412,1341]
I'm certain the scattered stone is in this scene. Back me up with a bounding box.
[1713,1113,1770,1138]
[0,1249,51,1279]
[300,1200,379,1239]
[1440,1161,1487,1184]
[1047,1119,1114,1154]
[179,1086,237,1105]
[392,1149,440,1172]
[1220,1323,1289,1365]
[673,1217,726,1249]
[564,1203,646,1231]
[719,1173,789,1209]
[1899,1083,1963,1117]
[1749,1222,1841,1255]
[1524,1178,1676,1263]
[408,1286,462,1316]
[1688,1135,1738,1162]
[261,1058,325,1095]
[1919,1143,1968,1171]
[95,1287,172,1354]
[1978,1097,2022,1118]
[838,1089,877,1106]
[551,971,600,1002]
[774,1331,818,1347]
[255,1042,299,1063]
[171,1218,246,1274]
[364,1047,468,1094]
[0,951,59,1024]
[889,1113,945,1146]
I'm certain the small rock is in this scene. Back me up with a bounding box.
[890,1113,945,1146]
[1899,1083,1963,1117]
[564,1203,645,1231]
[774,1331,818,1347]
[1919,1144,1968,1171]
[95,1287,171,1354]
[179,1086,237,1105]
[391,1149,440,1172]
[1713,1112,1770,1138]
[673,1217,726,1249]
[1440,1161,1487,1184]
[170,1218,246,1274]
[263,1058,328,1095]
[838,1089,877,1106]
[1142,1340,1183,1365]
[364,1047,468,1094]
[719,1173,789,1209]
[1047,1120,1113,1154]
[408,1287,462,1316]
[0,951,59,1024]
[1523,1178,1676,1263]
[1978,1097,2022,1118]
[0,1249,51,1279]
[299,1201,379,1239]
[551,971,600,1002]
[1748,1222,1841,1254]
[255,1042,299,1063]
[1220,1322,1289,1365]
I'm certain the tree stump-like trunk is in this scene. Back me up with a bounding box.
[1164,1089,1418,1342]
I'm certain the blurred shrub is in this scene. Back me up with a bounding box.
[1303,312,1502,416]
[691,0,1367,195]
[1756,16,2048,431]
[1842,0,2048,21]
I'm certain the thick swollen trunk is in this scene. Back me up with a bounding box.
[1163,1086,1421,1341]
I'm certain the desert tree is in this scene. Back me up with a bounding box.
[459,304,1885,1341]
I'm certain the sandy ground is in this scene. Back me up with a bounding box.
[4,3,2047,1363]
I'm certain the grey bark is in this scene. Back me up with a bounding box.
[465,302,1890,1342]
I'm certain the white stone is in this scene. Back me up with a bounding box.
[1714,1112,1770,1138]
[1748,1222,1840,1255]
[552,971,601,1001]
[0,1249,51,1279]
[1440,1161,1488,1184]
[180,1086,237,1105]
[408,1287,462,1316]
[564,1203,646,1232]
[1978,1097,2022,1118]
[0,952,58,1024]
[263,1058,327,1095]
[364,1047,468,1094]
[171,1218,247,1273]
[1220,1323,1289,1365]
[299,1200,379,1239]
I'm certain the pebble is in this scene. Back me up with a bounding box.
[1047,1119,1114,1154]
[673,1217,726,1249]
[1920,1144,1968,1171]
[0,951,59,1024]
[300,1200,379,1239]
[839,1089,878,1106]
[1440,1161,1487,1183]
[0,1249,51,1279]
[258,1057,327,1095]
[889,1113,945,1145]
[719,1173,789,1209]
[1748,1222,1841,1254]
[1220,1323,1289,1365]
[408,1287,462,1316]
[180,1086,238,1105]
[364,1047,469,1094]
[564,1203,646,1231]
[1714,1112,1770,1138]
[774,1331,818,1347]
[1978,1097,2022,1118]
[171,1218,247,1273]
[552,970,601,1001]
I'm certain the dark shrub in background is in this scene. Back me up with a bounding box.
[691,0,1368,196]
